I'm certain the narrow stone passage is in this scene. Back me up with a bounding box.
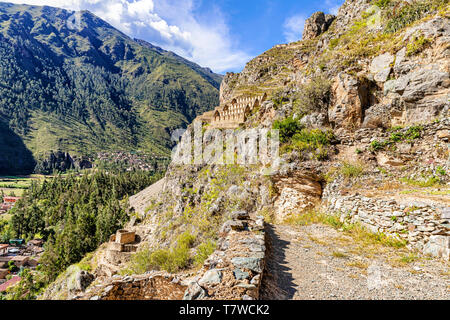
[260,224,450,300]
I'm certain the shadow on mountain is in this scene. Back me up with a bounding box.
[0,124,36,175]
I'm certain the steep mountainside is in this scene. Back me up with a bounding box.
[0,2,222,174]
[40,0,449,301]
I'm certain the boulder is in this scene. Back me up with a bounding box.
[402,67,449,102]
[231,257,263,273]
[75,271,95,292]
[370,53,394,83]
[423,235,449,261]
[362,99,404,129]
[183,281,206,300]
[233,269,250,281]
[198,269,223,287]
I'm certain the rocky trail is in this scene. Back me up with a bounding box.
[260,224,450,300]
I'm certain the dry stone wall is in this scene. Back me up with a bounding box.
[183,211,266,300]
[323,181,450,261]
[75,272,187,300]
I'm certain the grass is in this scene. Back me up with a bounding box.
[398,254,419,264]
[123,232,197,274]
[384,0,445,34]
[400,175,443,188]
[340,162,365,179]
[406,35,431,56]
[332,251,349,259]
[0,176,40,197]
[346,260,369,270]
[285,209,407,250]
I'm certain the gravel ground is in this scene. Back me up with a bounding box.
[260,224,450,300]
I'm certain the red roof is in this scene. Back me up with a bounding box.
[0,244,8,250]
[3,197,20,203]
[0,276,21,292]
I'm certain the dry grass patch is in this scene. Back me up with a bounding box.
[346,260,369,270]
[332,251,349,259]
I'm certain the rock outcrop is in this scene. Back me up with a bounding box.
[303,12,336,40]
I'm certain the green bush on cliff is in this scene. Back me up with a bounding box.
[273,117,303,143]
[125,232,196,274]
[194,240,217,267]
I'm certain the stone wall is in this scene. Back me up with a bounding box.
[75,272,187,300]
[197,94,267,129]
[183,211,266,300]
[323,181,450,261]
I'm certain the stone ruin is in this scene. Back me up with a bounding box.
[99,230,138,276]
[109,229,137,251]
[197,94,268,129]
[73,212,267,300]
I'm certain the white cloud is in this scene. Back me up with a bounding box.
[283,14,306,43]
[6,0,251,72]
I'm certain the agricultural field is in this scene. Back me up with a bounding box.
[0,175,43,197]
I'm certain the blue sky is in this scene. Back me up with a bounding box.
[7,0,343,73]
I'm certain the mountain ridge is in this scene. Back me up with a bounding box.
[0,1,222,174]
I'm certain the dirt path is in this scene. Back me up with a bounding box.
[260,224,450,300]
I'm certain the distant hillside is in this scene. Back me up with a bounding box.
[0,2,222,174]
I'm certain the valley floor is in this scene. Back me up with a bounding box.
[261,224,450,300]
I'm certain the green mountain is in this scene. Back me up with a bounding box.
[0,2,222,174]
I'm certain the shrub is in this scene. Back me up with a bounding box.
[279,128,334,160]
[273,117,303,143]
[194,240,216,267]
[374,0,391,9]
[291,129,334,157]
[293,76,332,115]
[370,140,386,152]
[400,175,442,187]
[436,166,446,176]
[126,232,197,274]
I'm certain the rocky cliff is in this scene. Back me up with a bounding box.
[43,0,449,300]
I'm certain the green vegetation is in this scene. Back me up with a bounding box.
[285,210,407,249]
[126,232,196,274]
[0,3,221,174]
[370,125,423,152]
[340,162,365,179]
[0,176,39,197]
[373,0,391,9]
[273,117,304,143]
[406,35,431,56]
[3,170,161,284]
[124,232,216,274]
[194,240,217,267]
[273,117,334,160]
[2,269,47,300]
[292,76,332,115]
[400,175,443,187]
[317,0,447,72]
[384,0,445,34]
